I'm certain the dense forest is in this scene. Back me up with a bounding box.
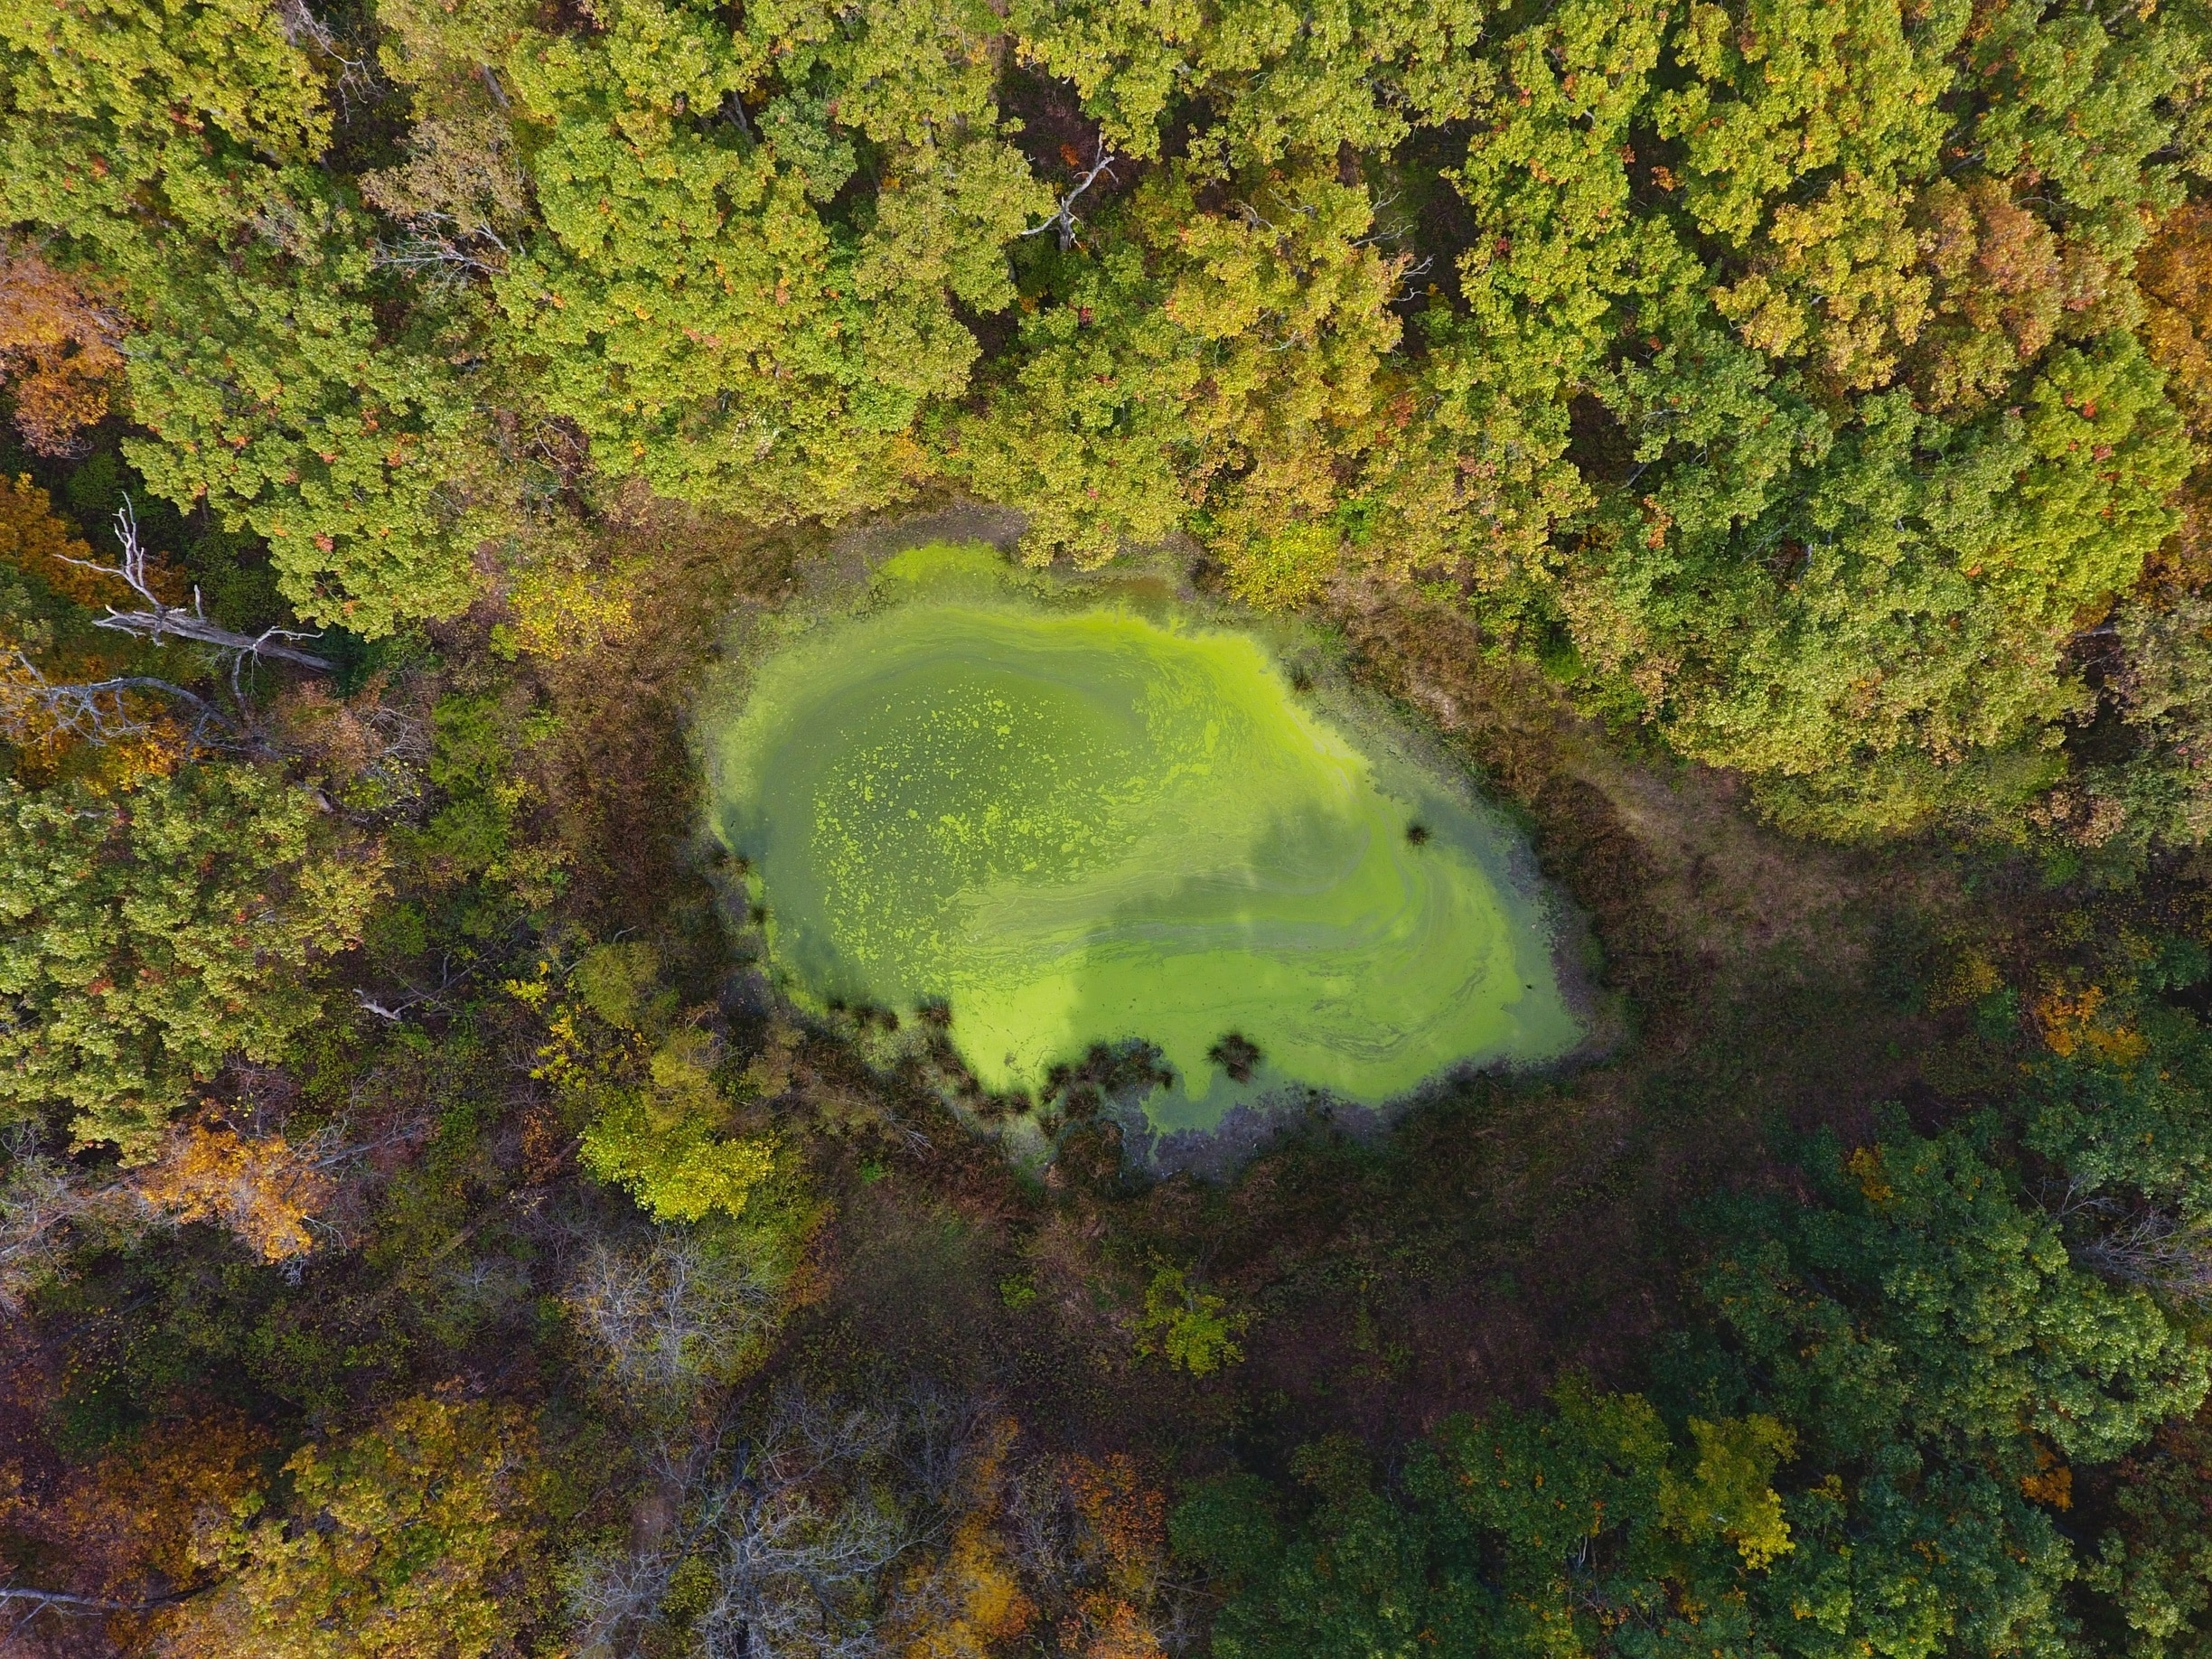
[8,0,2212,1653]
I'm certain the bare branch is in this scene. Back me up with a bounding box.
[0,646,251,752]
[569,1234,780,1410]
[58,500,333,671]
[0,1581,212,1616]
[568,1381,976,1659]
[0,1127,98,1311]
[273,0,380,115]
[373,236,511,283]
[1020,138,1118,253]
[354,956,481,1023]
[2072,1204,2212,1305]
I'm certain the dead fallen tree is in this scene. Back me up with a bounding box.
[59,499,333,671]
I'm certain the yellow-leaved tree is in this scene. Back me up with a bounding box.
[166,1395,541,1659]
[0,763,386,1158]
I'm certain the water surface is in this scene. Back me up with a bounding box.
[708,546,1579,1132]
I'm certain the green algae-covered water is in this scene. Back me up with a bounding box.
[708,546,1579,1134]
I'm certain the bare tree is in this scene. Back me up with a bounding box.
[568,1233,781,1411]
[1,1580,210,1616]
[0,645,241,751]
[1021,138,1119,253]
[0,1124,105,1310]
[568,1380,1004,1659]
[2072,1203,2212,1304]
[58,500,333,671]
[993,1449,1198,1656]
[689,1422,914,1659]
[363,113,530,286]
[1,1574,215,1654]
[370,219,518,285]
[272,0,379,117]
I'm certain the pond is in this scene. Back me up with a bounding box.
[707,545,1579,1138]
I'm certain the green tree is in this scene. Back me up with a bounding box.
[1694,1126,2207,1659]
[955,159,1411,599]
[2095,1407,2212,1659]
[1363,0,2209,831]
[1008,0,1486,169]
[119,189,481,636]
[574,1025,779,1224]
[1174,1098,2212,1659]
[1171,1382,1798,1659]
[496,0,1046,520]
[0,764,385,1158]
[1728,1132,2206,1467]
[0,0,480,634]
[534,942,778,1225]
[1133,1262,1246,1377]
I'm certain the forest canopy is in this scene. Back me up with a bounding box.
[11,0,2212,1655]
[3,0,2210,827]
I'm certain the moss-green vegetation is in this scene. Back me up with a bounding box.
[710,547,1579,1129]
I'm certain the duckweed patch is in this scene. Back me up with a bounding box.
[708,546,1579,1135]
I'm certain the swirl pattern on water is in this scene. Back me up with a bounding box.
[709,547,1579,1131]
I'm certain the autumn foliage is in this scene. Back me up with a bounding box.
[0,251,122,456]
[130,1116,336,1263]
[7,0,2212,1654]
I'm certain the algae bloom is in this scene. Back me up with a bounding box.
[708,547,1578,1133]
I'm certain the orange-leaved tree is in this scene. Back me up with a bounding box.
[0,250,123,456]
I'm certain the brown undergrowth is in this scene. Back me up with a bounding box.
[520,500,808,941]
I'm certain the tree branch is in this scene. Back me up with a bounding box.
[0,647,252,751]
[58,500,333,671]
[0,1579,216,1616]
[1020,138,1118,253]
[353,956,479,1023]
